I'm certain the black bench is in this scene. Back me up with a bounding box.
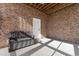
[8,31,37,52]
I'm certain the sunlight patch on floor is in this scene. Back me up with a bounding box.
[58,42,75,56]
[40,38,52,43]
[48,40,62,48]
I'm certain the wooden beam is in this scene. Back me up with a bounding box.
[35,3,42,9]
[41,3,52,11]
[38,4,46,10]
[45,4,57,11]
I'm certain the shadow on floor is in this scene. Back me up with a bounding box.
[20,39,53,56]
[51,41,63,56]
[74,44,79,56]
[10,51,17,56]
[20,39,72,56]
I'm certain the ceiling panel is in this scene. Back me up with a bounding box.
[25,3,73,15]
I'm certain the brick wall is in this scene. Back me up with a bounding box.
[47,4,79,44]
[0,4,47,48]
[1,3,79,48]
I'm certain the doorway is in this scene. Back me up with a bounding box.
[33,18,41,39]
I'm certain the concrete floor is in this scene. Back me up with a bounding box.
[15,38,79,56]
[0,38,79,56]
